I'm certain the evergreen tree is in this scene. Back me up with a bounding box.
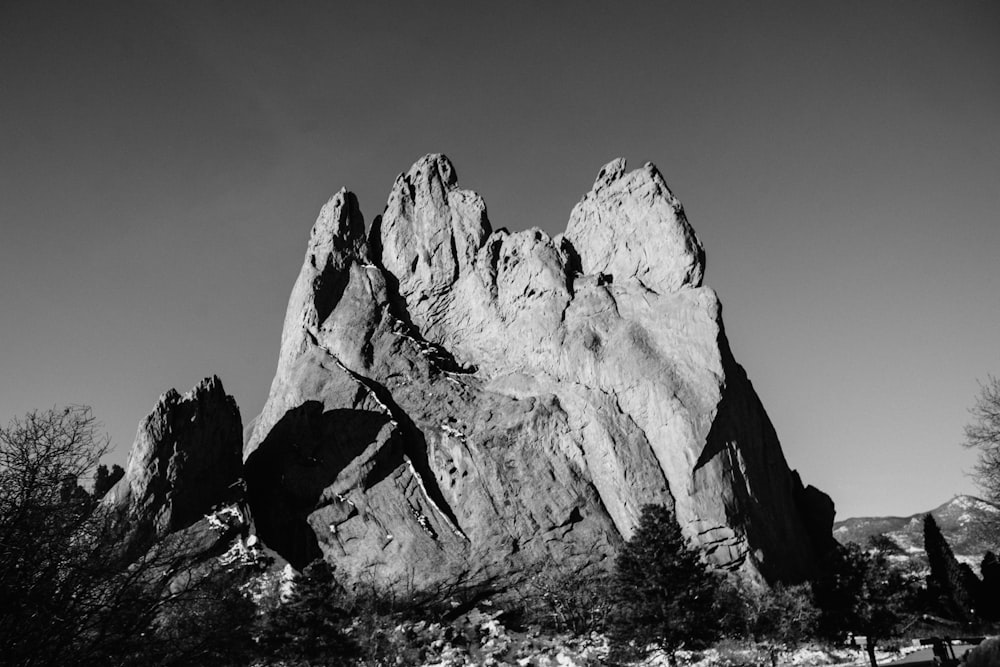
[979,551,1000,620]
[610,504,719,666]
[923,514,981,621]
[258,560,358,665]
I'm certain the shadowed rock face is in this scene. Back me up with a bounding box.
[106,375,244,552]
[246,154,834,590]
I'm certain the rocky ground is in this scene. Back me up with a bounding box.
[330,610,911,667]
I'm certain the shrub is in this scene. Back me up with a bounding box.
[518,566,614,636]
[149,566,259,666]
[751,583,820,646]
[255,560,450,666]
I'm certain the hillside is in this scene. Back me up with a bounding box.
[833,495,998,572]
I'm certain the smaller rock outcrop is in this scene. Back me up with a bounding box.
[105,376,244,551]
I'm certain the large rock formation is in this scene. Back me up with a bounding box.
[106,375,244,551]
[245,154,834,591]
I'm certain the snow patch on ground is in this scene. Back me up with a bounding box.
[400,611,900,667]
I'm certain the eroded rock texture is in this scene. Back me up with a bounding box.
[107,376,244,551]
[246,155,834,590]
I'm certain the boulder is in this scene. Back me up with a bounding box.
[246,154,834,590]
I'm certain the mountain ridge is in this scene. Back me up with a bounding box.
[834,494,999,571]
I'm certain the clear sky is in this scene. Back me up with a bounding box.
[2,1,998,520]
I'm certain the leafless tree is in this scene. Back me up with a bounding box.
[964,376,1000,508]
[0,406,254,667]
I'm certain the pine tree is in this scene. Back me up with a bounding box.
[610,504,719,666]
[923,514,981,621]
[258,560,358,664]
[979,551,1000,620]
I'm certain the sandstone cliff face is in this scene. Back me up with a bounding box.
[107,375,244,550]
[246,155,833,589]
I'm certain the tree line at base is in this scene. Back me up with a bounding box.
[5,392,1000,666]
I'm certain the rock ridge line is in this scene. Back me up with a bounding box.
[244,154,835,589]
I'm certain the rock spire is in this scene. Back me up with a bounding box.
[244,154,834,588]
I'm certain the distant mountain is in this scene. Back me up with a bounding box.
[833,495,999,572]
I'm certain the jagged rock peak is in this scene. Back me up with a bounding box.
[108,376,243,549]
[378,154,466,250]
[566,157,706,292]
[377,153,491,316]
[373,153,705,297]
[309,188,366,261]
[402,152,459,189]
[592,156,627,190]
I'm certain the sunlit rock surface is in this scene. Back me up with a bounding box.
[245,154,834,589]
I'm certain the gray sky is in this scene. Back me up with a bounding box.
[2,1,998,520]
